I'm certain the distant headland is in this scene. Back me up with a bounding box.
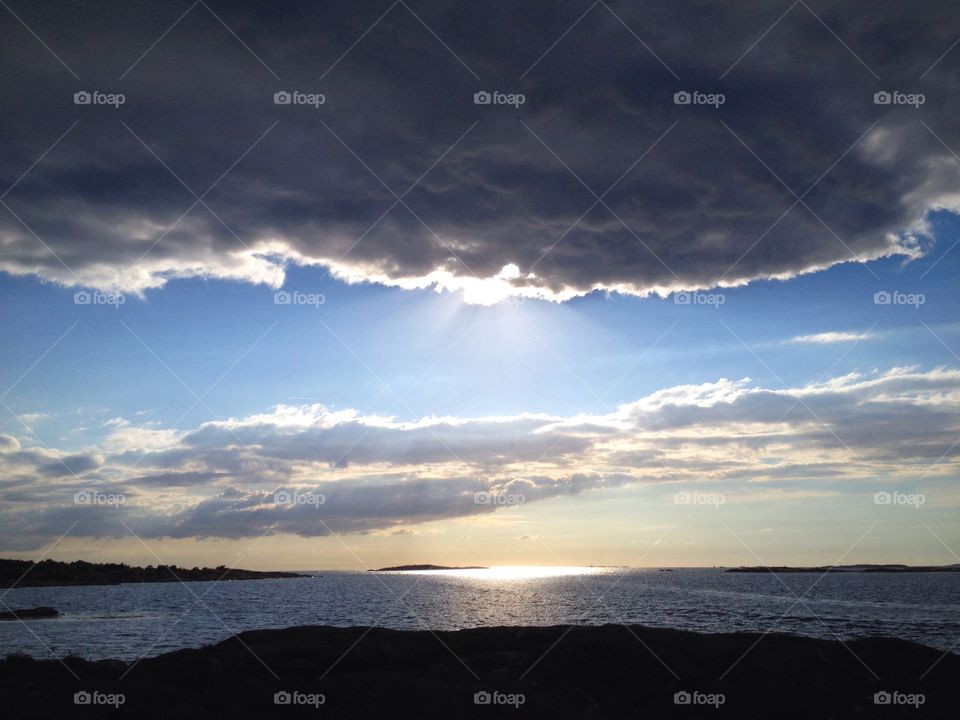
[0,558,308,588]
[727,564,960,573]
[369,564,488,572]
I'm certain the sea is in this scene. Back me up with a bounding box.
[1,567,957,661]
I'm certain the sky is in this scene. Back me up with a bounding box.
[0,0,959,570]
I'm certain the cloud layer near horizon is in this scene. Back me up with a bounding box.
[1,366,958,550]
[1,0,959,302]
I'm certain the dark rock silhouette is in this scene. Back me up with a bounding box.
[370,564,488,571]
[0,607,58,621]
[0,558,307,588]
[1,624,956,718]
[728,564,960,573]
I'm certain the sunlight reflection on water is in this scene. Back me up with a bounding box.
[383,566,614,580]
[2,568,957,660]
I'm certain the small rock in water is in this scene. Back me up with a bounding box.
[0,606,59,621]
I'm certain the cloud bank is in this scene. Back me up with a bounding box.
[1,366,958,549]
[0,0,958,302]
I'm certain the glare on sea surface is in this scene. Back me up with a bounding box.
[394,566,612,580]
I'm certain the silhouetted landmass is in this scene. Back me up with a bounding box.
[728,564,960,573]
[0,607,58,621]
[0,558,307,588]
[370,564,488,571]
[0,624,955,718]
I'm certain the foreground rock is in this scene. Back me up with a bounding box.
[1,624,956,718]
[0,607,58,621]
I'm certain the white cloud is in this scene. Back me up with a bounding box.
[1,367,959,549]
[789,331,877,344]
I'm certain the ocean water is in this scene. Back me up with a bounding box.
[1,567,957,661]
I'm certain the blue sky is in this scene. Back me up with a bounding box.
[1,212,958,569]
[3,211,958,448]
[1,0,959,569]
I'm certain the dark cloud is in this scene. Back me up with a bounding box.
[129,470,230,487]
[37,452,103,477]
[0,0,957,300]
[178,411,589,467]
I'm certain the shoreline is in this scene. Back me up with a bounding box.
[0,558,308,589]
[2,623,956,718]
[727,564,960,573]
[369,564,489,571]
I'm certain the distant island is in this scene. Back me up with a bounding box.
[369,564,488,572]
[728,564,960,573]
[0,558,308,588]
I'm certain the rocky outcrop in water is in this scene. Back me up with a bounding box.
[0,607,58,621]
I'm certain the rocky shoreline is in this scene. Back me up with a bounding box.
[1,623,956,718]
